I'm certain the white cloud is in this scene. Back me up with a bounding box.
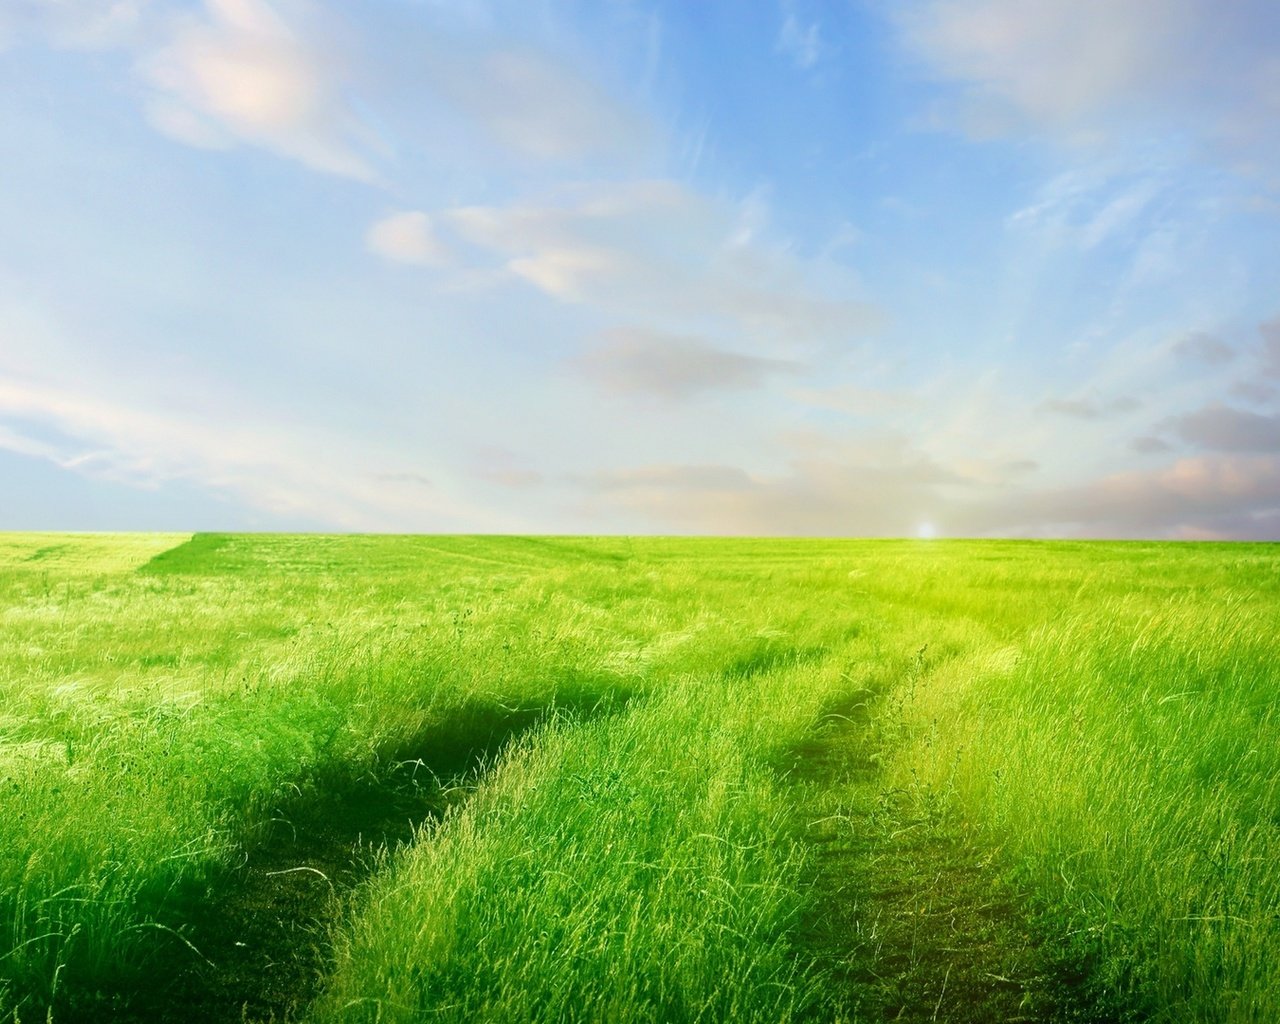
[776,11,822,70]
[0,371,506,531]
[898,0,1280,171]
[365,211,451,266]
[0,423,67,463]
[902,0,1186,133]
[139,0,378,181]
[446,180,880,347]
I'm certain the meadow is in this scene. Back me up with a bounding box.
[0,533,1276,1022]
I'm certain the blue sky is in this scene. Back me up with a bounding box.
[1,0,1278,537]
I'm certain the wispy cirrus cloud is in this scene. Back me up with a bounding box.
[1008,166,1166,248]
[0,369,504,531]
[138,0,379,180]
[446,180,881,346]
[0,421,68,463]
[776,5,823,71]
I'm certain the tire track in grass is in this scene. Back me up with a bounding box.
[84,695,630,1024]
[789,680,1060,1023]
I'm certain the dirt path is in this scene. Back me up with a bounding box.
[789,693,1060,1023]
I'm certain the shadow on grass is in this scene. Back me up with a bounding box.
[721,641,830,682]
[61,689,633,1024]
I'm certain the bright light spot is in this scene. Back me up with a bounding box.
[916,521,938,540]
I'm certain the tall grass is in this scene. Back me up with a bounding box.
[0,534,863,1018]
[872,544,1280,1022]
[309,657,869,1024]
[0,534,661,1017]
[1,534,1277,1022]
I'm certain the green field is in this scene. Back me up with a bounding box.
[1,533,1277,1022]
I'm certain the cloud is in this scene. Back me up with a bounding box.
[580,442,964,536]
[425,46,655,163]
[994,455,1280,537]
[576,423,1280,539]
[446,180,880,345]
[478,467,543,489]
[1131,435,1173,454]
[0,0,151,50]
[1007,166,1165,250]
[1223,316,1280,402]
[365,211,451,266]
[1230,379,1277,405]
[897,0,1280,170]
[0,422,68,463]
[1261,315,1280,377]
[1170,510,1280,542]
[788,384,920,418]
[372,471,433,488]
[776,11,822,70]
[573,328,800,399]
[139,0,378,181]
[1172,330,1235,365]
[0,372,504,531]
[1042,394,1142,419]
[901,0,1188,132]
[1169,404,1280,452]
[469,446,544,490]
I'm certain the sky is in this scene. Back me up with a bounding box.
[1,0,1279,538]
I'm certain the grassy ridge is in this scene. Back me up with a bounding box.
[312,689,812,1023]
[310,649,871,1023]
[1,535,1277,1021]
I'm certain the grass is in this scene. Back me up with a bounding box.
[0,533,1277,1021]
